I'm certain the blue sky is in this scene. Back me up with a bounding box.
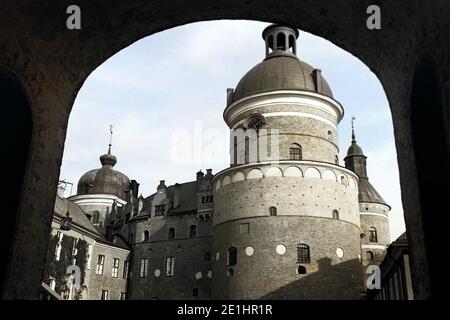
[60,20,405,241]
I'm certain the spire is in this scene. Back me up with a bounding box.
[100,125,117,167]
[351,116,356,142]
[108,124,113,154]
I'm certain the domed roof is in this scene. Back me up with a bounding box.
[77,147,131,200]
[231,54,333,103]
[346,141,364,156]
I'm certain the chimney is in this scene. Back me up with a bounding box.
[205,169,213,180]
[130,180,140,198]
[173,183,181,208]
[312,69,322,93]
[226,88,234,106]
[196,170,204,182]
[157,180,167,191]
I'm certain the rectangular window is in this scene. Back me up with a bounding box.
[96,255,105,275]
[123,260,129,279]
[139,258,148,278]
[101,290,109,300]
[112,258,119,278]
[201,196,205,203]
[289,147,302,160]
[209,195,213,202]
[86,244,93,270]
[72,238,78,256]
[165,257,175,277]
[239,223,250,235]
[155,205,165,216]
[204,251,211,261]
[120,292,126,300]
[54,232,63,261]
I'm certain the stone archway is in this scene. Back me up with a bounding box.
[1,0,450,299]
[0,68,32,294]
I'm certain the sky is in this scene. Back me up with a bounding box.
[59,20,406,241]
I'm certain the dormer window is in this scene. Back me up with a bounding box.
[155,205,165,216]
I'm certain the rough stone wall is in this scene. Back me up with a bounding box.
[211,216,362,299]
[230,98,341,164]
[214,174,360,226]
[1,0,449,299]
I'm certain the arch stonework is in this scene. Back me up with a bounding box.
[0,0,449,299]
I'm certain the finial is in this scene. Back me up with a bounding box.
[108,125,113,154]
[351,116,356,142]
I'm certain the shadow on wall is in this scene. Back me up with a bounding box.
[260,257,364,300]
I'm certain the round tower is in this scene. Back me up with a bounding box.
[344,122,391,275]
[211,24,363,299]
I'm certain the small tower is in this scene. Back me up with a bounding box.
[344,118,391,273]
[69,126,133,234]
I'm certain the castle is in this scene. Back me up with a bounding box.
[42,24,390,300]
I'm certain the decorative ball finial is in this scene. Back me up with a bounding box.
[100,125,117,167]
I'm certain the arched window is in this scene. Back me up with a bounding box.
[288,34,296,54]
[297,243,310,263]
[92,211,100,224]
[327,130,332,140]
[368,227,378,243]
[269,206,277,216]
[332,210,339,220]
[168,227,175,240]
[227,247,237,266]
[276,32,286,51]
[143,230,149,242]
[268,35,274,53]
[289,143,302,160]
[189,225,197,238]
[367,251,374,260]
[335,155,339,164]
[297,265,307,274]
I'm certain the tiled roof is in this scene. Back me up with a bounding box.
[358,178,389,207]
[54,196,100,236]
[139,180,200,217]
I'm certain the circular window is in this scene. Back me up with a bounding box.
[336,247,344,258]
[154,269,161,277]
[276,244,287,255]
[245,246,255,256]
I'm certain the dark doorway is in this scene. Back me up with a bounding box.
[0,69,32,294]
[410,54,450,298]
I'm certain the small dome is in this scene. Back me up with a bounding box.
[346,141,364,156]
[231,55,333,103]
[77,148,130,200]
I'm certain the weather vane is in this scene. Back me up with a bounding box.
[351,116,356,141]
[109,125,113,146]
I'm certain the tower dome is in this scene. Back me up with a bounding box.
[229,25,333,104]
[77,145,131,201]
